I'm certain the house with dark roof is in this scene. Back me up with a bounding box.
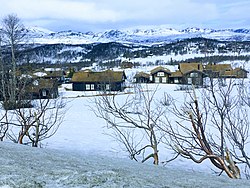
[169,70,183,84]
[232,67,248,78]
[0,76,59,105]
[32,68,66,84]
[169,63,205,85]
[204,64,232,78]
[71,70,126,91]
[134,63,247,87]
[179,63,205,85]
[204,64,248,78]
[44,70,66,84]
[25,78,59,99]
[133,72,150,83]
[150,66,171,83]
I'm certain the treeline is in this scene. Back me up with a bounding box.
[7,36,250,68]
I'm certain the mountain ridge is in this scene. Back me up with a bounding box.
[26,26,250,45]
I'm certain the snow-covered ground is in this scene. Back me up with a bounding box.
[1,142,250,188]
[2,63,250,187]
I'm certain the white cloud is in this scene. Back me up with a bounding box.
[92,0,219,23]
[0,0,249,31]
[1,0,120,22]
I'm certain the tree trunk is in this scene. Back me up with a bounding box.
[153,152,159,165]
[18,133,24,144]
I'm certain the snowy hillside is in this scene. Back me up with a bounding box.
[26,26,250,45]
[19,26,250,65]
[1,142,250,188]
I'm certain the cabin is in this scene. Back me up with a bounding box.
[233,68,248,78]
[120,61,133,69]
[71,70,126,91]
[204,64,233,78]
[173,63,205,85]
[182,69,205,85]
[204,64,248,78]
[169,71,183,84]
[0,77,59,102]
[33,68,66,84]
[44,70,66,84]
[25,78,59,99]
[150,66,171,83]
[179,63,205,85]
[134,72,150,83]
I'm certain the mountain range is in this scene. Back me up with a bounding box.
[12,26,250,66]
[26,26,250,45]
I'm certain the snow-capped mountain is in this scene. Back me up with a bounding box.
[26,26,250,45]
[13,26,250,65]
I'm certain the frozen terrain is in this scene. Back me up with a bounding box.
[1,64,250,187]
[1,142,250,188]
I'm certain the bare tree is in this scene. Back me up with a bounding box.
[7,96,66,147]
[92,85,165,165]
[161,79,249,179]
[0,14,66,147]
[0,23,9,140]
[0,111,8,141]
[224,80,250,179]
[1,14,26,108]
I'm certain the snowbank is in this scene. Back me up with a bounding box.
[0,142,249,188]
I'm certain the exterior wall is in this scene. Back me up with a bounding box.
[183,71,204,85]
[169,77,182,84]
[72,82,85,91]
[72,81,125,91]
[235,70,248,78]
[151,71,170,83]
[134,77,150,83]
[28,86,58,99]
[37,88,58,99]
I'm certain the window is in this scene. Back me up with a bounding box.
[91,84,95,90]
[162,77,167,83]
[188,78,192,84]
[174,78,179,83]
[155,77,160,83]
[106,84,110,90]
[42,90,47,97]
[86,84,90,90]
[157,72,165,77]
[190,72,198,77]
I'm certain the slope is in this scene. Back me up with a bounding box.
[0,142,249,188]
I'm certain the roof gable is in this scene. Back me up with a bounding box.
[134,72,150,78]
[150,66,171,75]
[183,69,205,75]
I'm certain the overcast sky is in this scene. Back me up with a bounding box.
[1,0,250,32]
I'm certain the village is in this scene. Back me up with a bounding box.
[8,61,247,101]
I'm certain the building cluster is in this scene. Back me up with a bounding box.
[70,62,248,92]
[134,63,248,86]
[0,62,247,104]
[0,68,65,102]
